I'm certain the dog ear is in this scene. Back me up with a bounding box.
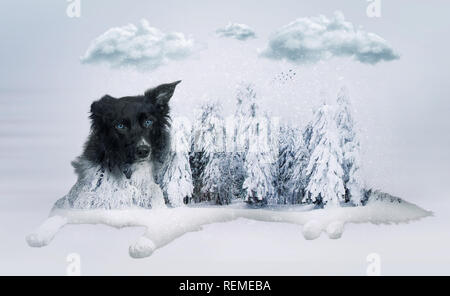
[144,80,181,106]
[90,95,115,122]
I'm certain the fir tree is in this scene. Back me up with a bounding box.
[265,112,280,204]
[289,125,311,204]
[202,152,232,204]
[304,104,345,207]
[277,125,296,204]
[229,83,258,200]
[193,101,231,204]
[335,87,364,205]
[189,148,205,203]
[240,86,277,204]
[160,118,193,207]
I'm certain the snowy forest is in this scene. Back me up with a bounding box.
[160,84,369,208]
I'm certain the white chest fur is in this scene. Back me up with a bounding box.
[55,160,165,210]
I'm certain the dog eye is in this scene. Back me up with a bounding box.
[116,123,126,130]
[143,119,153,128]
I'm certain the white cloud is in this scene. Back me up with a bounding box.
[81,19,197,71]
[260,11,399,65]
[216,22,256,41]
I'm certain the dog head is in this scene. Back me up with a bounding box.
[83,81,180,178]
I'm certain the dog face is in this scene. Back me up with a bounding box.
[83,81,180,178]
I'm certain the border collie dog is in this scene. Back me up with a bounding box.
[54,81,181,210]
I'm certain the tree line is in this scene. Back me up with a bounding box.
[160,83,368,208]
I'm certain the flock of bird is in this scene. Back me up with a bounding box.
[272,69,297,84]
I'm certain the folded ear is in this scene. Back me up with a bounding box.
[90,95,115,123]
[144,80,181,106]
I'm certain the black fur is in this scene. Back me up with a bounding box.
[79,81,181,179]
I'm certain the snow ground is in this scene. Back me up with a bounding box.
[0,195,447,275]
[25,196,432,258]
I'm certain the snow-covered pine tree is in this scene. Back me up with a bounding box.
[240,86,277,205]
[191,103,217,203]
[201,152,232,204]
[335,87,364,205]
[189,145,204,203]
[160,118,193,207]
[193,101,231,204]
[289,125,311,204]
[190,109,206,203]
[277,124,296,204]
[229,149,245,199]
[228,83,258,200]
[234,83,257,153]
[264,112,280,204]
[304,103,345,207]
[346,148,364,205]
[243,149,278,205]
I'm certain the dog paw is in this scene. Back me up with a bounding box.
[26,215,68,247]
[129,236,156,259]
[26,233,49,247]
[302,220,322,240]
[326,221,345,239]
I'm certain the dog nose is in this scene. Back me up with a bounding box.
[136,145,150,159]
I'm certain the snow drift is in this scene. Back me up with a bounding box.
[27,191,432,259]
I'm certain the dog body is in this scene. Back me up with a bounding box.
[54,81,181,209]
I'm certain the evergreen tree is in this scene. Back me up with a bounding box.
[277,125,296,204]
[335,87,364,205]
[240,86,277,204]
[234,83,257,153]
[304,104,345,207]
[265,112,280,204]
[160,118,193,207]
[289,125,311,204]
[243,151,272,204]
[229,150,245,199]
[229,83,258,200]
[202,152,232,204]
[193,101,231,204]
[189,145,205,203]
